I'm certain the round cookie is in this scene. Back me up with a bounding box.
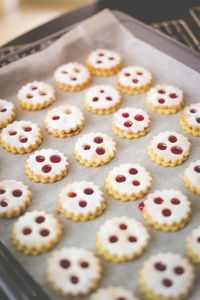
[54,62,91,92]
[84,85,121,114]
[58,181,106,221]
[146,85,184,114]
[11,210,62,255]
[147,131,191,167]
[106,163,152,201]
[116,66,153,95]
[186,225,200,263]
[181,103,200,136]
[0,180,32,218]
[96,216,150,263]
[25,149,69,183]
[46,247,102,297]
[139,252,195,300]
[90,286,139,300]
[0,120,43,154]
[45,105,85,138]
[0,99,15,128]
[18,81,56,111]
[112,107,151,139]
[143,190,191,232]
[87,49,122,76]
[183,160,200,196]
[74,133,116,167]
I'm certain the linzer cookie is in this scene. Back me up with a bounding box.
[84,85,121,114]
[74,133,116,167]
[183,160,200,196]
[11,210,62,255]
[181,103,200,136]
[18,81,56,110]
[96,216,150,263]
[0,120,43,154]
[106,163,152,201]
[116,66,152,95]
[58,181,106,221]
[87,49,122,76]
[148,131,191,167]
[45,105,85,138]
[146,85,184,114]
[90,286,139,300]
[0,99,15,128]
[47,247,102,297]
[0,180,32,218]
[143,190,191,232]
[25,149,69,183]
[186,226,200,263]
[139,252,195,300]
[112,107,151,139]
[54,62,91,91]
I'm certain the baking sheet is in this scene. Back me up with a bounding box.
[0,9,200,300]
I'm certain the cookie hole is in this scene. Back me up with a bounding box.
[124,121,133,127]
[122,112,129,118]
[0,200,8,207]
[115,175,126,183]
[39,91,47,96]
[162,208,172,217]
[100,90,104,93]
[35,216,45,224]
[109,235,118,243]
[71,77,77,81]
[157,143,167,150]
[132,180,140,186]
[80,261,89,268]
[170,146,183,155]
[96,60,102,64]
[94,136,103,144]
[169,93,178,99]
[96,147,105,155]
[174,266,184,275]
[74,68,80,73]
[190,108,196,113]
[12,190,23,197]
[31,86,38,90]
[98,53,104,56]
[162,279,173,287]
[68,192,77,198]
[196,117,200,123]
[197,237,200,243]
[60,259,70,269]
[158,89,165,94]
[129,168,138,175]
[52,116,60,120]
[70,276,79,284]
[154,197,164,204]
[137,72,143,75]
[23,127,32,132]
[83,145,91,150]
[128,236,137,242]
[0,108,7,112]
[50,155,61,163]
[117,298,126,300]
[132,79,138,83]
[62,71,68,74]
[135,114,144,121]
[119,223,127,230]
[26,94,33,99]
[40,229,50,237]
[158,99,165,104]
[168,135,177,143]
[194,166,200,173]
[79,200,87,208]
[92,97,99,102]
[42,165,52,173]
[138,201,145,211]
[0,189,6,194]
[84,188,94,195]
[9,131,17,136]
[19,136,28,143]
[36,155,45,162]
[171,198,180,205]
[108,57,114,60]
[106,96,112,101]
[124,73,130,77]
[23,227,32,235]
[154,262,166,271]
[65,109,72,115]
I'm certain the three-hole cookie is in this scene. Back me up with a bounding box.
[181,103,200,136]
[0,99,15,128]
[183,160,200,196]
[186,225,200,263]
[90,286,139,300]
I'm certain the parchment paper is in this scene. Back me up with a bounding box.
[0,9,200,300]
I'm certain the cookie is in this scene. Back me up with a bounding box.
[147,131,191,167]
[18,81,56,111]
[58,181,106,221]
[112,107,151,139]
[45,105,85,138]
[47,247,102,297]
[54,62,91,92]
[84,85,121,114]
[74,133,116,167]
[96,216,150,263]
[146,85,184,114]
[143,190,191,232]
[0,180,32,218]
[186,225,200,263]
[0,120,43,154]
[183,160,200,196]
[87,49,122,76]
[116,66,153,95]
[0,99,15,128]
[181,103,200,136]
[139,252,195,300]
[25,149,69,183]
[106,163,152,201]
[11,210,62,255]
[90,286,138,300]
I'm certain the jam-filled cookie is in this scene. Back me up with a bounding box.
[112,107,151,139]
[0,99,15,128]
[90,286,139,300]
[0,180,32,218]
[181,103,200,136]
[148,131,191,167]
[18,81,56,111]
[74,133,116,167]
[47,247,102,297]
[0,120,43,154]
[45,105,85,138]
[146,85,184,114]
[25,149,69,183]
[96,216,150,263]
[106,163,152,201]
[58,181,106,221]
[183,160,200,196]
[11,210,62,255]
[143,190,191,232]
[116,66,153,95]
[54,62,91,92]
[139,252,195,300]
[186,225,200,263]
[84,85,121,114]
[87,49,122,76]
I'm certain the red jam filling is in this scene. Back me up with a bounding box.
[96,147,105,155]
[39,91,47,96]
[19,137,28,143]
[96,61,102,64]
[137,72,143,75]
[158,89,165,94]
[50,155,61,163]
[174,266,184,275]
[124,121,133,127]
[168,135,177,143]
[135,114,144,121]
[197,237,200,243]
[0,200,8,207]
[132,79,139,83]
[155,262,166,271]
[169,93,178,99]
[92,97,99,102]
[190,108,196,113]
[12,190,22,197]
[1,108,7,112]
[24,127,32,132]
[84,188,94,195]
[71,77,77,81]
[122,112,129,118]
[62,71,68,74]
[132,180,140,186]
[0,189,5,194]
[129,168,138,175]
[157,143,167,150]
[52,116,60,120]
[196,117,200,123]
[23,228,32,235]
[117,298,126,300]
[31,86,38,90]
[100,90,104,93]
[80,262,89,268]
[40,229,50,237]
[70,276,79,284]
[194,166,200,173]
[42,165,52,173]
[124,73,130,76]
[109,235,118,243]
[162,279,173,287]
[68,192,77,198]
[162,208,172,217]
[115,175,126,182]
[94,136,103,144]
[26,94,33,99]
[109,57,114,60]
[9,131,17,136]
[154,197,164,204]
[60,259,70,269]
[170,146,183,155]
[36,155,45,162]
[171,198,180,205]
[119,224,127,230]
[138,201,145,211]
[35,216,45,224]
[158,99,165,104]
[106,96,112,101]
[79,201,87,207]
[98,53,104,56]
[128,236,137,242]
[83,145,91,150]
